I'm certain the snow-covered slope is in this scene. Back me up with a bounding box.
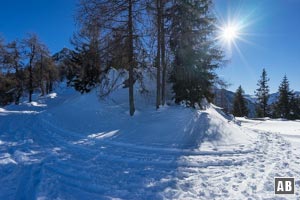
[1,80,299,199]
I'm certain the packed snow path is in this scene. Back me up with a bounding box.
[1,91,300,199]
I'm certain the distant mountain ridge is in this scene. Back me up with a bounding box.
[213,88,300,118]
[52,47,75,63]
[244,91,300,105]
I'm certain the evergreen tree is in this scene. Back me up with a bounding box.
[275,75,292,119]
[0,73,17,106]
[255,68,270,117]
[169,0,223,107]
[289,94,300,119]
[232,85,248,117]
[70,17,102,94]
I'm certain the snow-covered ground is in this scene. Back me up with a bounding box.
[1,83,300,199]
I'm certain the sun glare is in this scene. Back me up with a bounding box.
[215,4,259,72]
[215,19,247,56]
[221,25,239,42]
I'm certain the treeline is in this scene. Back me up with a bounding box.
[0,34,59,105]
[232,68,300,120]
[1,0,225,116]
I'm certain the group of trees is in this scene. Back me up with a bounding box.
[1,0,224,116]
[232,68,300,119]
[67,0,224,116]
[0,34,59,105]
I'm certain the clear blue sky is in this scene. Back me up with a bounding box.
[214,0,300,94]
[0,0,299,94]
[0,0,75,53]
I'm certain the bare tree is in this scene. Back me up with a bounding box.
[5,40,24,104]
[22,33,49,102]
[75,0,146,116]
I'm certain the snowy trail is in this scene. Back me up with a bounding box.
[1,116,298,199]
[1,91,300,199]
[159,131,300,199]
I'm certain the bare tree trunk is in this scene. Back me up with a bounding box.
[29,56,33,102]
[161,1,166,105]
[46,80,49,94]
[40,54,45,96]
[15,68,21,105]
[156,0,161,109]
[128,0,135,116]
[49,71,53,93]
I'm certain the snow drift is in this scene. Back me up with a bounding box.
[39,73,256,151]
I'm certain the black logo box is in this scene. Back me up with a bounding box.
[274,177,295,195]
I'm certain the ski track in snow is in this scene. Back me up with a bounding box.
[1,92,300,199]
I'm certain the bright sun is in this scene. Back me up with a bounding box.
[216,10,256,58]
[221,25,239,42]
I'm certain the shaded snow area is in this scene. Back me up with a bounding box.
[1,83,300,199]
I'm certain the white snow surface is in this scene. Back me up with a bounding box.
[1,80,300,199]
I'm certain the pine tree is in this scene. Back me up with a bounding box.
[0,73,17,106]
[70,15,102,94]
[169,0,223,107]
[275,75,292,119]
[232,85,248,117]
[255,68,270,117]
[289,94,300,119]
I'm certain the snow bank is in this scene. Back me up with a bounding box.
[39,72,256,152]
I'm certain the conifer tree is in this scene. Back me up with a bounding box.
[275,75,292,118]
[232,85,248,117]
[70,14,102,94]
[169,0,223,107]
[289,94,300,119]
[255,68,270,117]
[274,76,300,119]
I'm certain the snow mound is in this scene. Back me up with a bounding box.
[40,80,256,152]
